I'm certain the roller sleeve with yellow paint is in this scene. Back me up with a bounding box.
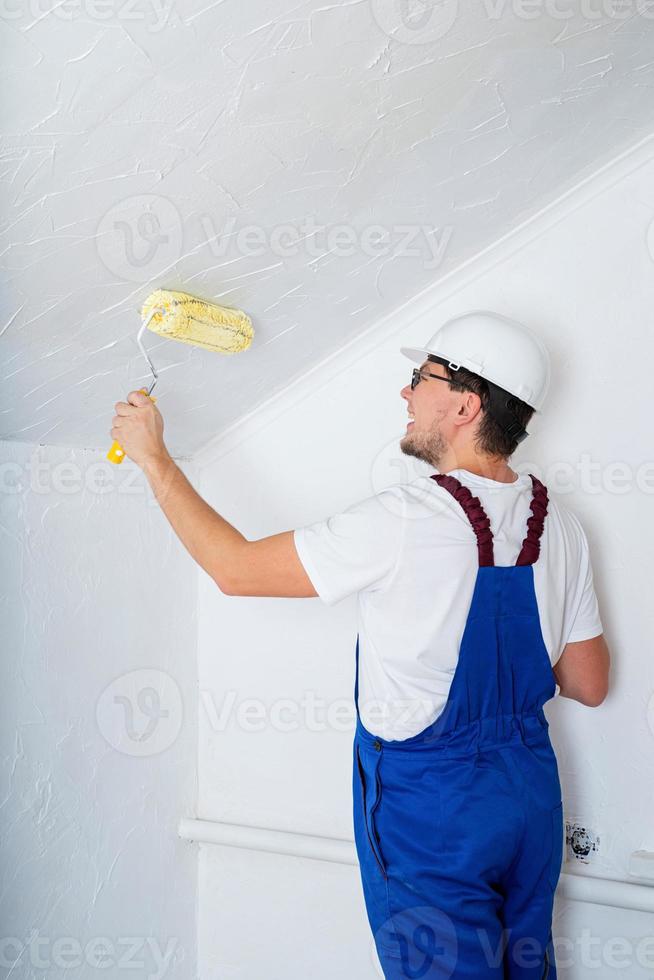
[141,289,254,354]
[107,289,254,464]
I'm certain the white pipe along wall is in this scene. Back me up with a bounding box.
[191,142,654,978]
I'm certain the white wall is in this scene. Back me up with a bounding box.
[193,149,654,977]
[0,441,199,980]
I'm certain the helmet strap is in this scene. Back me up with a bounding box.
[428,355,528,444]
[485,383,529,445]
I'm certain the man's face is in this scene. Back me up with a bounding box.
[399,359,454,467]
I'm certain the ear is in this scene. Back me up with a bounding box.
[455,390,483,424]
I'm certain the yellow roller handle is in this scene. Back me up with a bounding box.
[107,388,157,464]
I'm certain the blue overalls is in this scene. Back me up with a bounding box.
[352,473,563,979]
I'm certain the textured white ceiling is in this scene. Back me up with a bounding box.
[2,2,654,456]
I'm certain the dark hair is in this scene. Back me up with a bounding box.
[427,355,535,458]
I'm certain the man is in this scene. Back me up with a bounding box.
[111,309,610,979]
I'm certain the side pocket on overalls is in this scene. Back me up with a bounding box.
[548,801,564,892]
[542,944,550,979]
[356,745,387,879]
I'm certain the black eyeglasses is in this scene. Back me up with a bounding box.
[410,367,465,391]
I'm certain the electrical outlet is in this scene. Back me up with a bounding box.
[565,819,600,865]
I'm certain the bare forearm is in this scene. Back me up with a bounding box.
[142,451,245,590]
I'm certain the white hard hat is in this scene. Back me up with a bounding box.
[400,310,551,412]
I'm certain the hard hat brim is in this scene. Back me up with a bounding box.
[400,346,432,364]
[399,344,543,414]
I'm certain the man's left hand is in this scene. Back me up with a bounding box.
[111,389,167,467]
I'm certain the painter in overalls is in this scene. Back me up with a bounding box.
[353,318,580,980]
[293,313,605,978]
[353,469,561,979]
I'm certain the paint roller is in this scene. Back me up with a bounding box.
[107,289,254,464]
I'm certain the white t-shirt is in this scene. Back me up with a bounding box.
[293,468,603,741]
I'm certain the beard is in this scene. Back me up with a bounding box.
[399,416,448,469]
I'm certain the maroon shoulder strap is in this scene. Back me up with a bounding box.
[430,474,495,566]
[515,474,549,566]
[431,471,549,567]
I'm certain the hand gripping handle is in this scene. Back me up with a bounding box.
[107,388,157,465]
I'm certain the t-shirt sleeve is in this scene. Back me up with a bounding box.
[566,515,603,643]
[293,489,405,606]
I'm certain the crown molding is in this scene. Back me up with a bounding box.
[194,133,654,471]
